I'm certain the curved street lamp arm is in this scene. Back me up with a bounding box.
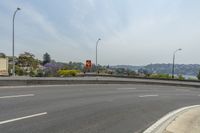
[12,7,21,76]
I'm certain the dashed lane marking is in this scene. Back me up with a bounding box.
[0,94,34,99]
[139,95,158,98]
[0,112,47,125]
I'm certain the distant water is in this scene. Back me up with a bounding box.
[183,75,197,80]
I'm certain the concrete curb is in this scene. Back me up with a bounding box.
[143,105,200,133]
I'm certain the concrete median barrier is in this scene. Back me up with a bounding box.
[0,77,200,87]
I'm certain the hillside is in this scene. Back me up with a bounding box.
[111,64,200,76]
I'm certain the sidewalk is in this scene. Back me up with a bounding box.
[164,107,200,133]
[143,105,200,133]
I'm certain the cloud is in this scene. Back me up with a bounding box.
[21,3,79,48]
[87,0,95,7]
[1,0,200,65]
[0,0,84,61]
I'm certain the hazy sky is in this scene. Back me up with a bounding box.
[1,0,200,65]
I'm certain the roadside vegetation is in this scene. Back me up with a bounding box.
[147,74,185,80]
[2,51,200,81]
[57,70,80,77]
[149,74,172,79]
[6,52,84,77]
[197,70,200,80]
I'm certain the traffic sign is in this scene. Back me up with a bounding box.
[85,60,92,69]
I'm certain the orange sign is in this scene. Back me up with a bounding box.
[85,60,92,69]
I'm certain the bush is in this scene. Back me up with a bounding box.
[17,69,24,76]
[29,70,35,77]
[15,66,24,76]
[57,70,80,77]
[35,69,44,77]
[188,77,197,81]
[177,75,185,80]
[149,73,186,80]
[197,71,200,80]
[149,74,171,79]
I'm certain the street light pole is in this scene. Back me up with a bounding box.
[96,38,101,74]
[172,48,182,79]
[12,7,21,76]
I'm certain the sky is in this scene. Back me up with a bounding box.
[0,0,200,65]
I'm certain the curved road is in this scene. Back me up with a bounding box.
[0,84,200,133]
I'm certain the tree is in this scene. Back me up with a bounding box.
[43,63,61,77]
[17,52,39,76]
[197,70,200,80]
[18,52,39,69]
[43,53,51,65]
[0,53,6,58]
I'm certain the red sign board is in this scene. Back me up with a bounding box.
[85,60,92,69]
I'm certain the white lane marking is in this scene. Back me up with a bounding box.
[0,112,47,125]
[0,85,71,89]
[0,94,34,99]
[0,84,103,89]
[139,95,158,98]
[117,88,136,90]
[143,105,200,133]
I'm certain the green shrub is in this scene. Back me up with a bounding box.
[188,77,197,81]
[197,71,200,80]
[15,66,24,76]
[149,74,186,80]
[149,74,171,79]
[35,69,44,77]
[29,70,35,77]
[57,70,80,77]
[18,69,24,76]
[177,75,185,80]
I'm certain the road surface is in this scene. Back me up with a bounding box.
[0,84,200,133]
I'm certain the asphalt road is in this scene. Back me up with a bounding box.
[0,84,200,133]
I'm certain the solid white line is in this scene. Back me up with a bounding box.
[143,105,200,133]
[0,112,47,125]
[0,85,69,89]
[0,94,34,99]
[0,84,97,89]
[139,95,158,98]
[117,88,136,90]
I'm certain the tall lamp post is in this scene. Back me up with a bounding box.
[172,48,182,79]
[96,38,101,74]
[12,7,21,76]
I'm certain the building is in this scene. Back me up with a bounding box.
[0,53,9,76]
